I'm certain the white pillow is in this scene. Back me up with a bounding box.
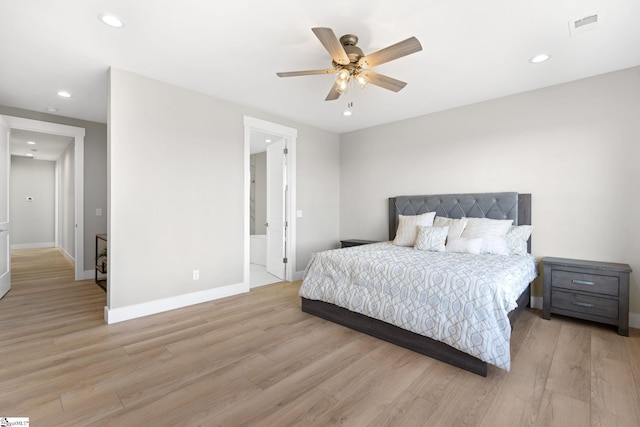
[461,218,513,255]
[414,226,449,252]
[506,225,533,255]
[445,237,483,254]
[393,212,436,247]
[433,216,468,239]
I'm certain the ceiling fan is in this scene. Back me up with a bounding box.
[277,27,423,101]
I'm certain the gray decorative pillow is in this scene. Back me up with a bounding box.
[414,226,449,252]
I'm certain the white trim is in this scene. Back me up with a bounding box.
[10,242,56,250]
[60,247,75,264]
[629,312,640,329]
[104,282,248,324]
[74,137,84,281]
[530,296,543,310]
[243,116,297,286]
[54,160,59,247]
[1,115,85,280]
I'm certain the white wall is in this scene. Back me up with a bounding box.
[10,156,55,247]
[108,68,340,318]
[340,66,640,316]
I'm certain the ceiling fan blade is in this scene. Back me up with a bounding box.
[276,69,336,77]
[312,27,350,65]
[359,70,407,92]
[358,36,422,68]
[325,82,342,101]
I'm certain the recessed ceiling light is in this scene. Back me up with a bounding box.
[27,141,36,145]
[530,54,550,64]
[99,13,124,28]
[343,101,354,116]
[26,153,34,157]
[46,107,58,112]
[265,139,272,143]
[57,90,71,98]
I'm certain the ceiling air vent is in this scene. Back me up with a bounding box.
[569,13,600,38]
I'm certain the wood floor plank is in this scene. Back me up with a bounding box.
[544,321,592,403]
[2,248,639,426]
[534,389,591,427]
[591,357,640,427]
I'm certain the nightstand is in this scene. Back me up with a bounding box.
[542,257,632,336]
[340,239,380,248]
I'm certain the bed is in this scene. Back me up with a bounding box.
[299,192,536,376]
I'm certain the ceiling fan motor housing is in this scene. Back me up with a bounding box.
[339,34,364,63]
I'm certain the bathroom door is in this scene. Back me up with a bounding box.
[0,118,11,299]
[266,139,286,280]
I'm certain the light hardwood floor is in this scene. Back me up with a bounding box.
[1,248,639,426]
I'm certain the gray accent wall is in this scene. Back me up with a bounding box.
[10,157,55,247]
[340,66,640,315]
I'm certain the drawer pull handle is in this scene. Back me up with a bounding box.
[571,301,594,308]
[572,279,594,286]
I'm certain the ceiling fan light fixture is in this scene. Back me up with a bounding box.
[355,73,368,89]
[335,68,350,82]
[336,80,349,93]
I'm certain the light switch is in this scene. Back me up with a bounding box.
[296,210,303,218]
[96,208,102,216]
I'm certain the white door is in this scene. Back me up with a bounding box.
[0,118,11,299]
[266,139,287,280]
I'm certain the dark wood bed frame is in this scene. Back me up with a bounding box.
[301,192,532,377]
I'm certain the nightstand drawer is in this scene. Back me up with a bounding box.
[551,289,618,320]
[551,270,618,296]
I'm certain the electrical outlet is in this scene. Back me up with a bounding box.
[192,269,199,280]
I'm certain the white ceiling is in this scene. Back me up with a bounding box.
[10,129,73,161]
[1,0,639,136]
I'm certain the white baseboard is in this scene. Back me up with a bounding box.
[104,282,249,324]
[293,270,305,281]
[630,312,640,329]
[81,270,95,280]
[59,247,74,263]
[10,242,55,250]
[530,296,543,310]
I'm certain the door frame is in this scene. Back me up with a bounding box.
[1,115,85,280]
[243,116,297,286]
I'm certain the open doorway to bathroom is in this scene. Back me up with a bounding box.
[244,117,297,288]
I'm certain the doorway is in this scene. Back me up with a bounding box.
[0,115,85,281]
[244,117,297,288]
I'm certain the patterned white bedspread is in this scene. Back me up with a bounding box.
[299,242,537,370]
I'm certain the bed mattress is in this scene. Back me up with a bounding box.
[299,242,537,370]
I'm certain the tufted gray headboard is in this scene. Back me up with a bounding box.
[389,192,532,252]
